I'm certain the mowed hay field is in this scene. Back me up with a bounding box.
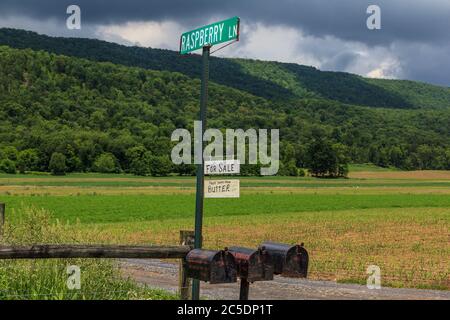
[0,169,449,290]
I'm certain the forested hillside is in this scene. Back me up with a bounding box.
[0,44,449,176]
[1,28,450,109]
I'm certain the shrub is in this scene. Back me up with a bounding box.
[0,146,18,161]
[278,160,299,176]
[0,159,16,174]
[49,152,67,176]
[16,149,39,173]
[127,147,151,176]
[92,153,118,173]
[129,151,151,176]
[149,155,173,176]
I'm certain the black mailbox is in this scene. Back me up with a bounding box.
[185,249,237,284]
[229,246,274,282]
[261,242,308,278]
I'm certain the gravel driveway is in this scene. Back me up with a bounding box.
[119,259,450,300]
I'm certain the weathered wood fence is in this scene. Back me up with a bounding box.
[0,243,194,299]
[0,244,191,259]
[0,204,308,300]
[0,203,195,299]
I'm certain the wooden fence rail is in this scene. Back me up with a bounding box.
[0,205,194,299]
[0,244,191,260]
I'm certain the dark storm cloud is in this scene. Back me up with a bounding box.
[393,42,450,86]
[1,0,449,45]
[0,0,449,86]
[321,52,362,72]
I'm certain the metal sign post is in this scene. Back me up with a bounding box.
[180,16,240,300]
[191,45,210,300]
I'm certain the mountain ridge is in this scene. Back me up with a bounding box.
[1,28,449,109]
[0,43,449,174]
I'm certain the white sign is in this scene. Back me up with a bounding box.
[205,179,240,198]
[205,160,240,175]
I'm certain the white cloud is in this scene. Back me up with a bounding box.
[96,20,403,80]
[96,20,184,48]
[226,23,321,66]
[227,24,402,80]
[8,15,450,84]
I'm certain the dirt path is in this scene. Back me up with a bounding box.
[119,259,450,300]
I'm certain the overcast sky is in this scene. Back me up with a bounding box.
[0,0,449,86]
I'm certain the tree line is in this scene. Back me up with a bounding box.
[0,46,449,177]
[2,28,450,110]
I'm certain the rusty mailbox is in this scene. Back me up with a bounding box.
[185,249,237,284]
[261,242,309,278]
[228,246,274,282]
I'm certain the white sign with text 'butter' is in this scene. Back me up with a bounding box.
[205,179,240,198]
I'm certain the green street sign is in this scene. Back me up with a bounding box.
[180,16,240,54]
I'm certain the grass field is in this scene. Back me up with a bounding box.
[0,169,449,291]
[0,207,178,300]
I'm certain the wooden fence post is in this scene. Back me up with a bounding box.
[179,230,194,300]
[239,278,250,300]
[0,203,5,239]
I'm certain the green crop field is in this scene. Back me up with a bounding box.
[0,170,449,291]
[3,193,450,224]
